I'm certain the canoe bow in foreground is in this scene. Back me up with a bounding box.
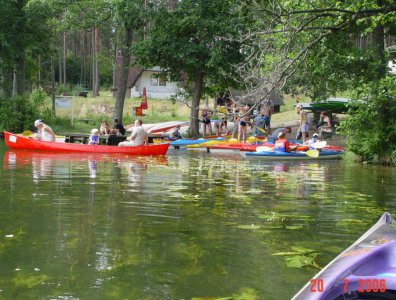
[4,131,169,156]
[293,212,396,300]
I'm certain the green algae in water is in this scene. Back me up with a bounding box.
[11,272,50,288]
[237,225,261,230]
[192,287,258,300]
[285,254,319,269]
[272,246,320,269]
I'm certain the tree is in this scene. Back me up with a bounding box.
[240,0,396,163]
[235,1,396,103]
[133,0,249,137]
[112,0,146,123]
[0,0,54,96]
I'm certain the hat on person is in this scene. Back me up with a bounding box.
[91,128,99,134]
[253,109,258,115]
[295,104,302,109]
[34,119,43,127]
[313,133,319,137]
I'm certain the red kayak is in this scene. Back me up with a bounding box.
[4,131,169,156]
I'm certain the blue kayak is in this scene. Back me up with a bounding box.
[244,150,342,160]
[293,212,396,299]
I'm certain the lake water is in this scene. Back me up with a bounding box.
[0,141,395,299]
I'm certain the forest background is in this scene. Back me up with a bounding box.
[0,0,396,164]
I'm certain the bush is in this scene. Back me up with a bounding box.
[0,89,53,133]
[338,76,396,165]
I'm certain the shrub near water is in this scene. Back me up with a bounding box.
[0,88,52,133]
[338,76,396,165]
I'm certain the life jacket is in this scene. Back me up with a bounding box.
[274,139,287,152]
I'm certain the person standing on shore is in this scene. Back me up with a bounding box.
[296,104,309,143]
[238,104,250,143]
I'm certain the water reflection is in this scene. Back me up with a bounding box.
[3,150,168,184]
[1,148,396,299]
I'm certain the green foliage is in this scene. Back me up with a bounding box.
[338,76,396,165]
[0,89,51,132]
[132,0,249,95]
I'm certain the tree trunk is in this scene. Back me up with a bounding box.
[59,34,63,85]
[189,71,204,137]
[92,26,100,97]
[372,23,386,78]
[38,55,41,87]
[63,31,67,85]
[51,60,56,116]
[12,69,17,97]
[372,0,386,78]
[112,30,118,96]
[13,54,26,95]
[113,24,134,123]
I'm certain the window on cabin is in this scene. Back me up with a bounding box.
[150,75,158,86]
[159,75,167,86]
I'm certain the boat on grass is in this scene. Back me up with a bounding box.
[4,131,169,156]
[293,212,396,300]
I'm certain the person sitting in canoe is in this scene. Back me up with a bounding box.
[100,120,112,136]
[306,133,319,149]
[88,129,100,145]
[118,119,148,147]
[267,127,292,144]
[112,119,126,136]
[274,131,291,152]
[33,119,55,142]
[169,125,182,140]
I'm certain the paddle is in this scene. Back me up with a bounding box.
[305,149,319,157]
[252,125,266,135]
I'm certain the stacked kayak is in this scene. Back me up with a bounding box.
[170,137,225,149]
[245,149,342,160]
[186,137,266,153]
[293,212,396,300]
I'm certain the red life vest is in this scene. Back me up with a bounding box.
[275,139,288,152]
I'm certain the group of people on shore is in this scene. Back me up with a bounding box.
[201,96,275,143]
[295,105,333,144]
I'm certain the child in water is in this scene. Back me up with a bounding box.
[89,129,100,145]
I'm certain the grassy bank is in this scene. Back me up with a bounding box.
[40,90,346,147]
[51,90,303,133]
[52,91,190,133]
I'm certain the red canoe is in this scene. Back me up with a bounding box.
[4,131,169,156]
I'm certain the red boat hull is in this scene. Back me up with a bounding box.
[4,131,169,156]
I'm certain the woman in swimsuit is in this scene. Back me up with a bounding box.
[201,108,212,137]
